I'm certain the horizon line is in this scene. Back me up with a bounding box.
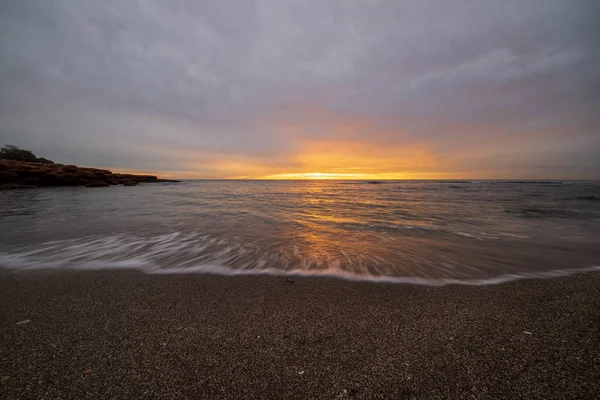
[174,177,599,181]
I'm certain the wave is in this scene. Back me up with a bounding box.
[146,265,600,286]
[495,181,568,185]
[571,196,600,201]
[0,232,596,287]
[505,208,583,219]
[1,251,598,287]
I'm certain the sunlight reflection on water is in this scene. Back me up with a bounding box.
[1,180,599,282]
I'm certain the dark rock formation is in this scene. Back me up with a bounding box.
[0,160,180,189]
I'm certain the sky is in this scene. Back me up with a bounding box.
[0,0,599,179]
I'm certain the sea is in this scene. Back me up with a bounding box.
[1,180,599,285]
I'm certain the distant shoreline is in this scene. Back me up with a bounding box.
[2,264,600,287]
[0,159,180,189]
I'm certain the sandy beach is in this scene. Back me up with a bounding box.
[1,269,599,399]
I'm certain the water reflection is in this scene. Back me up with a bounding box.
[0,180,599,281]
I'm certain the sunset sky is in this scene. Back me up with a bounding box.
[0,1,598,179]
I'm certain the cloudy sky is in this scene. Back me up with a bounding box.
[0,0,598,179]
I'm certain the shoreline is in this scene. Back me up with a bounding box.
[2,263,600,287]
[0,159,180,189]
[1,269,599,399]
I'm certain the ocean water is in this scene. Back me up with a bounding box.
[1,180,599,284]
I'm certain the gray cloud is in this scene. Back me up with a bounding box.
[0,0,598,178]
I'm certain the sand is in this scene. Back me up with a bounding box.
[1,269,599,399]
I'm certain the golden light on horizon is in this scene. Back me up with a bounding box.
[103,130,472,180]
[258,137,441,180]
[261,172,416,180]
[263,172,360,180]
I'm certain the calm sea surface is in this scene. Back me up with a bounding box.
[1,180,599,284]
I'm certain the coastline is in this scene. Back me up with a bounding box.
[0,159,180,189]
[1,269,599,399]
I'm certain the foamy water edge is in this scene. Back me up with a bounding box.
[1,254,599,287]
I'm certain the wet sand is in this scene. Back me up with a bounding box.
[1,269,599,399]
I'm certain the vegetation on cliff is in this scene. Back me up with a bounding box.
[0,145,54,164]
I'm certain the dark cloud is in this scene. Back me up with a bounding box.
[0,0,598,178]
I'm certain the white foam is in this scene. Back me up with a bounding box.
[1,249,599,287]
[149,264,600,286]
[1,231,598,287]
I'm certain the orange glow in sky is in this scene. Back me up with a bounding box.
[261,172,407,180]
[97,105,598,180]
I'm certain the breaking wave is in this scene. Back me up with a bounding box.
[0,231,598,286]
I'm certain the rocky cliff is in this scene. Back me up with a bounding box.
[0,160,180,189]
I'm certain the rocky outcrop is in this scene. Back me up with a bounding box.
[0,160,180,189]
